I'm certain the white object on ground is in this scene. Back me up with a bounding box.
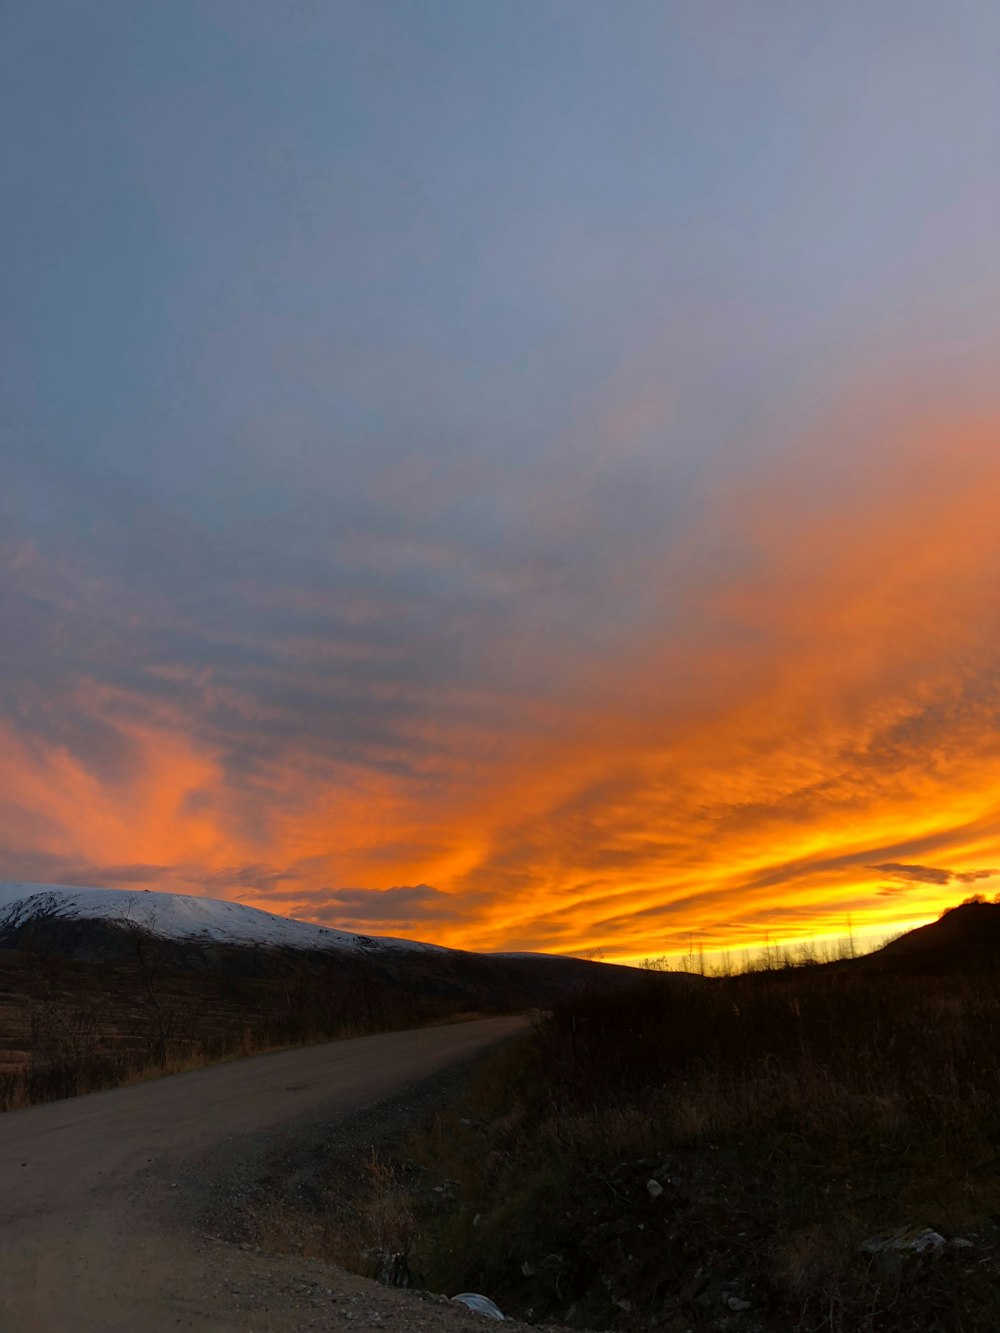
[452,1292,504,1320]
[861,1228,946,1256]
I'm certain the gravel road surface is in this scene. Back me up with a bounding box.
[0,1016,552,1332]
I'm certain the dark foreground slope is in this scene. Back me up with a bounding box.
[313,910,1000,1333]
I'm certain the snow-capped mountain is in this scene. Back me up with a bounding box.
[0,882,445,955]
[0,882,657,1020]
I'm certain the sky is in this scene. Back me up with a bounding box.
[2,1,999,962]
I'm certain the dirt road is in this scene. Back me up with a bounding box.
[0,1016,532,1332]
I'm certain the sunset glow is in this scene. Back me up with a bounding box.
[3,4,999,962]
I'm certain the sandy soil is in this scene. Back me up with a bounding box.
[0,1015,560,1332]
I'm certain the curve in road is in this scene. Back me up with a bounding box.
[0,1015,527,1332]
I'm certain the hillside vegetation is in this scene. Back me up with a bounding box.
[336,903,1000,1332]
[0,910,637,1110]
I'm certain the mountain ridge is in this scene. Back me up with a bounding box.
[0,881,451,958]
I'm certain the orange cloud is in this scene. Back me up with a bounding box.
[3,381,1000,961]
[444,386,1000,957]
[379,383,1000,956]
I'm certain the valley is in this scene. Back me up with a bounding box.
[0,882,638,1109]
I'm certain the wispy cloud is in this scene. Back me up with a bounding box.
[263,884,466,937]
[871,863,998,888]
[4,384,999,958]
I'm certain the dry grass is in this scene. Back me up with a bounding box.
[0,940,486,1113]
[0,1022,351,1112]
[357,1149,418,1285]
[248,1146,418,1289]
[380,959,1000,1331]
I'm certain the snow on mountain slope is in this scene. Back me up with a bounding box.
[0,883,446,955]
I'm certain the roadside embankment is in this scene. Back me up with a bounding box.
[242,964,1000,1332]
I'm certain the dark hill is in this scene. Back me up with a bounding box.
[864,898,1000,971]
